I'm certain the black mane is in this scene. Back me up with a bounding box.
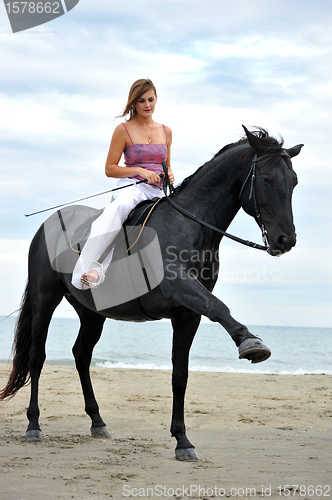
[172,127,283,196]
[213,127,284,159]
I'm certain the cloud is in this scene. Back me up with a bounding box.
[0,0,331,326]
[197,37,328,59]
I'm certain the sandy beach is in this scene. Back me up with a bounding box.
[0,363,331,499]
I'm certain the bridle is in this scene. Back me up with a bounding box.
[161,151,288,252]
[238,150,291,250]
[238,153,270,250]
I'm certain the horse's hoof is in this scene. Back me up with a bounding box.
[238,338,271,364]
[175,448,199,461]
[25,429,43,441]
[91,425,111,438]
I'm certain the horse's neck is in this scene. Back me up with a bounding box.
[173,150,244,230]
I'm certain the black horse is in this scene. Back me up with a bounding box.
[1,126,303,460]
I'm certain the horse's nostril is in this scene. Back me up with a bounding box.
[277,235,287,250]
[277,234,296,251]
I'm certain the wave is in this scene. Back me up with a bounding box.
[94,360,332,376]
[94,361,172,371]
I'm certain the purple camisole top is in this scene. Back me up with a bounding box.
[122,123,168,188]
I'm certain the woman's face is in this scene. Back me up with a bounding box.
[135,89,157,118]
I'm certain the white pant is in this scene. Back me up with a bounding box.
[71,179,164,289]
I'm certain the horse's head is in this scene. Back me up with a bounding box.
[240,126,303,256]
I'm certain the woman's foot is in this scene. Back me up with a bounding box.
[80,262,105,288]
[82,270,99,283]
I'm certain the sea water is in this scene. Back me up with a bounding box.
[0,315,331,375]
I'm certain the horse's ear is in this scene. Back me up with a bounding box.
[242,125,265,154]
[285,144,304,158]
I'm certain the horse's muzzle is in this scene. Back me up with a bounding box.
[267,232,297,256]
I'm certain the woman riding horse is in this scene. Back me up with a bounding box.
[72,78,174,289]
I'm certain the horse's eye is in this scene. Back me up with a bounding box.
[262,177,270,185]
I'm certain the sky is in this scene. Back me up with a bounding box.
[0,0,331,328]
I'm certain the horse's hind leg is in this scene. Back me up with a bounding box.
[170,309,201,461]
[26,287,64,441]
[69,302,109,438]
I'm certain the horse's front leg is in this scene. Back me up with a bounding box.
[170,310,201,461]
[71,305,110,438]
[163,273,271,363]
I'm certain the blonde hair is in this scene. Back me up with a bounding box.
[120,79,157,120]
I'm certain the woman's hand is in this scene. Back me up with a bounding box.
[167,169,175,185]
[138,168,161,185]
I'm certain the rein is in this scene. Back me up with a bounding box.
[161,157,270,252]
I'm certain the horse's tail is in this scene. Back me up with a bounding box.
[0,280,32,400]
